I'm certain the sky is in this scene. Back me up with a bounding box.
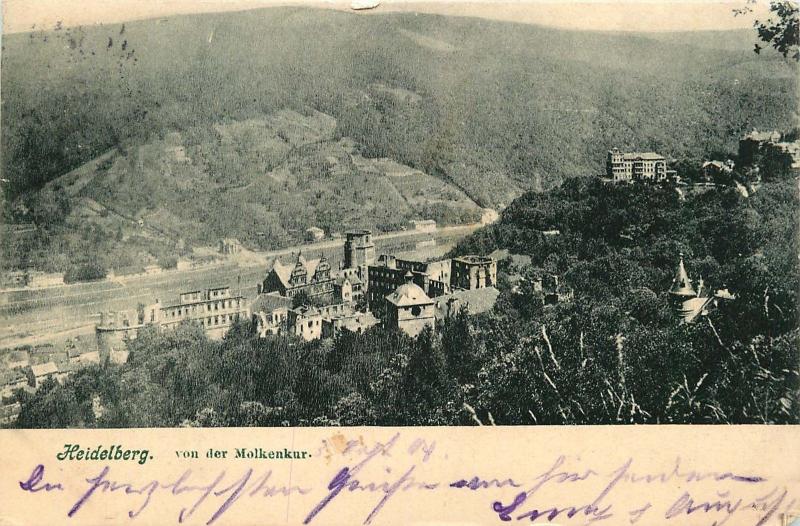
[1,0,772,34]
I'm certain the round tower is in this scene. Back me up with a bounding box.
[669,253,698,320]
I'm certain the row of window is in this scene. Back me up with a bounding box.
[167,299,242,317]
[209,289,230,298]
[202,314,239,326]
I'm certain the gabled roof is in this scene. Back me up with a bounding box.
[269,256,322,287]
[31,362,59,377]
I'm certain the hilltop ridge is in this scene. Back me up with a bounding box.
[1,7,796,273]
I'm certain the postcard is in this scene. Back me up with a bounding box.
[0,0,798,524]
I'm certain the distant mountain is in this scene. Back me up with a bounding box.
[1,7,796,214]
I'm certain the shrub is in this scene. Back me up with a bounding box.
[63,262,107,284]
[158,255,178,270]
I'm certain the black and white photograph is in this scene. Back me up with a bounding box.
[0,0,798,429]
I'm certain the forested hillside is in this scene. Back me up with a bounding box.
[3,8,796,205]
[14,170,798,427]
[2,8,796,275]
[0,108,483,274]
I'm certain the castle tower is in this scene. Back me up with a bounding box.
[669,254,700,321]
[344,230,375,270]
[669,254,695,299]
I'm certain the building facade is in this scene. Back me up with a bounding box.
[321,311,379,338]
[260,254,334,302]
[343,230,376,270]
[385,273,436,337]
[701,160,734,182]
[287,304,351,341]
[250,292,293,337]
[219,238,242,255]
[159,286,249,339]
[333,274,363,304]
[287,305,324,341]
[450,255,497,291]
[95,304,159,358]
[606,149,670,182]
[367,255,452,307]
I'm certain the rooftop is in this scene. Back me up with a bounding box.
[386,274,433,307]
[250,292,293,314]
[454,255,495,265]
[31,362,59,377]
[270,255,329,287]
[335,273,363,287]
[621,152,665,161]
[669,255,695,297]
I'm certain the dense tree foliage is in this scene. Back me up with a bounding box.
[14,172,798,427]
[738,0,800,60]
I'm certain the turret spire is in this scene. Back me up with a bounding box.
[669,253,696,298]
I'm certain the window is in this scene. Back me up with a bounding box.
[411,305,422,317]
